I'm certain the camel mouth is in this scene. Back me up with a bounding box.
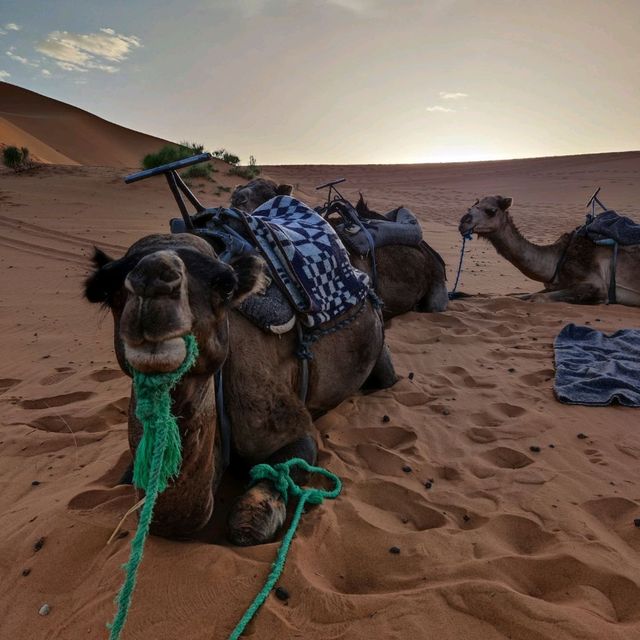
[459,221,475,236]
[124,337,188,373]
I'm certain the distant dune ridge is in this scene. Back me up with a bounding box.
[2,84,640,639]
[0,82,172,166]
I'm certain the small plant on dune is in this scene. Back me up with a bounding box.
[180,163,213,180]
[3,145,32,172]
[229,155,261,180]
[212,148,240,166]
[141,141,206,170]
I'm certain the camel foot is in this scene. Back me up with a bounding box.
[228,481,286,546]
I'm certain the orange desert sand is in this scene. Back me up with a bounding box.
[2,83,640,639]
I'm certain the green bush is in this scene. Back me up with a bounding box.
[142,141,205,170]
[3,145,31,171]
[211,148,240,166]
[229,155,261,180]
[180,163,213,180]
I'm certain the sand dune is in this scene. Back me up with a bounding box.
[1,150,640,639]
[0,83,172,166]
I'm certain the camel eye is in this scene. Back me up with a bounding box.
[486,208,497,217]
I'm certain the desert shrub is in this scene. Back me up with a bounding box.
[180,163,213,180]
[3,145,31,171]
[142,141,205,170]
[229,155,261,180]
[211,148,240,166]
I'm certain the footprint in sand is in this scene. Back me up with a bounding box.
[20,391,94,410]
[0,378,21,395]
[39,367,76,386]
[26,397,128,434]
[349,479,447,533]
[482,447,534,469]
[89,368,124,382]
[584,448,608,466]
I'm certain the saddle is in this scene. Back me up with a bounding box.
[322,201,423,256]
[171,196,371,333]
[578,210,640,246]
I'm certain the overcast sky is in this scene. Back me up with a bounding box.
[1,0,639,164]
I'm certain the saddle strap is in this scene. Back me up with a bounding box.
[608,242,618,305]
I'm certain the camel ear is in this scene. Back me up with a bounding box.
[497,196,513,211]
[84,248,136,305]
[228,254,268,305]
[356,192,369,215]
[275,184,293,196]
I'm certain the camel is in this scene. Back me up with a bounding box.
[85,233,396,545]
[458,195,640,306]
[231,179,448,319]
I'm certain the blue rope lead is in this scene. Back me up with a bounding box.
[229,458,342,639]
[448,233,472,300]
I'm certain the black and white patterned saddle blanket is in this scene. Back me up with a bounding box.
[332,206,423,256]
[174,196,371,330]
[579,210,640,246]
[245,196,370,327]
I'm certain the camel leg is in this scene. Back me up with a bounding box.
[227,435,318,546]
[416,279,449,312]
[362,343,398,391]
[521,285,605,305]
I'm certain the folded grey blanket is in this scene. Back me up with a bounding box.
[554,323,640,407]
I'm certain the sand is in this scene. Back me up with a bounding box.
[2,93,640,639]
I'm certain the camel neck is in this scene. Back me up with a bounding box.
[485,217,566,283]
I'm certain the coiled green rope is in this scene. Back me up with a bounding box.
[228,458,342,639]
[107,334,199,640]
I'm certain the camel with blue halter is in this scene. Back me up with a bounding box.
[459,195,640,306]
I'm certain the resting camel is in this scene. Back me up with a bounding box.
[459,195,640,306]
[85,233,396,545]
[231,179,448,319]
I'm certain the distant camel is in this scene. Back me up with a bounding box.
[231,179,448,319]
[459,195,640,306]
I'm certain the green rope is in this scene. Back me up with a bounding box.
[107,334,199,640]
[229,458,342,639]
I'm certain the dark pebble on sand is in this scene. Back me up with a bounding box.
[402,465,412,473]
[34,537,45,552]
[31,480,40,486]
[549,444,555,448]
[389,546,401,554]
[408,372,414,380]
[463,515,470,523]
[508,367,516,373]
[22,568,31,577]
[382,415,390,423]
[275,586,289,601]
[424,481,433,489]
[442,409,450,416]
[577,433,588,440]
[634,519,640,528]
[529,446,541,453]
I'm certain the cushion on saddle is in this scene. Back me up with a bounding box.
[581,210,640,246]
[247,196,371,327]
[334,207,423,256]
[554,323,640,407]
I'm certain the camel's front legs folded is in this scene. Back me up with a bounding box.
[519,284,605,305]
[227,435,317,546]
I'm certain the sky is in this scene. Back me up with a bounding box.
[1,0,639,165]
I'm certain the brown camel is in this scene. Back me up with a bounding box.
[231,179,448,319]
[459,195,640,306]
[85,233,396,545]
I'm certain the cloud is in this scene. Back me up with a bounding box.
[439,92,468,100]
[5,23,21,31]
[6,49,39,67]
[326,0,374,12]
[36,28,141,73]
[41,68,51,77]
[426,105,455,113]
[0,70,10,79]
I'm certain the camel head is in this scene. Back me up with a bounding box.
[84,233,267,376]
[230,178,293,212]
[459,195,513,236]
